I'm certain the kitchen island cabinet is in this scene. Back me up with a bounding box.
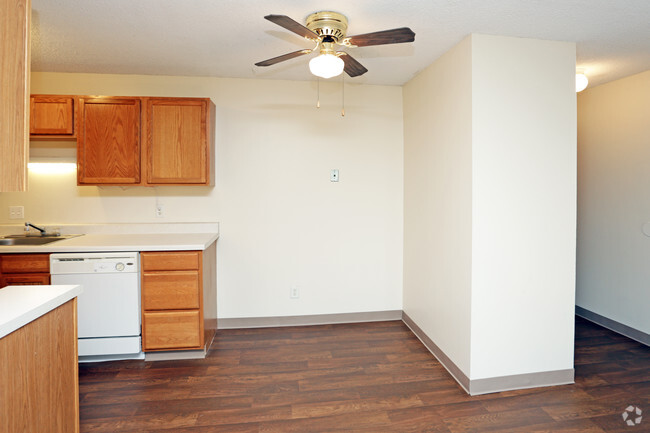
[0,285,81,433]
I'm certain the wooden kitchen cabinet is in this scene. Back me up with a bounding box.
[144,98,214,185]
[77,97,141,185]
[73,95,213,186]
[0,0,30,192]
[30,95,75,137]
[0,297,79,433]
[141,250,208,351]
[0,254,50,287]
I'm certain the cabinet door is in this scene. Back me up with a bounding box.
[1,274,50,287]
[0,0,30,192]
[145,98,209,185]
[78,97,141,185]
[30,96,74,135]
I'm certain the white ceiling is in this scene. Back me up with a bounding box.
[31,0,650,88]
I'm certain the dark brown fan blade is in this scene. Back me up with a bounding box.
[345,27,415,47]
[264,15,319,40]
[255,50,312,67]
[340,53,368,77]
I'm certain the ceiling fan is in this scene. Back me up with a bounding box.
[255,11,415,79]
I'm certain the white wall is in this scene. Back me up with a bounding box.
[404,34,576,384]
[470,34,577,379]
[0,72,404,319]
[577,70,650,334]
[403,37,473,375]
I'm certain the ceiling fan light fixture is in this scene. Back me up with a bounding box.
[576,69,588,92]
[309,53,344,79]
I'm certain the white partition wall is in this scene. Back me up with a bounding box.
[404,34,577,394]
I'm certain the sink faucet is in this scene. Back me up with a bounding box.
[24,222,48,236]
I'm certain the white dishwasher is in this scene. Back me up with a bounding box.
[50,252,144,362]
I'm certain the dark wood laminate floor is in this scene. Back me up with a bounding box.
[78,317,650,432]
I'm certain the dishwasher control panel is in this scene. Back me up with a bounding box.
[50,252,139,274]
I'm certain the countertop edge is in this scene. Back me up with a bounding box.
[0,233,219,254]
[0,285,83,339]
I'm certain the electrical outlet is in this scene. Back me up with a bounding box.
[9,206,24,220]
[330,169,339,182]
[155,204,165,218]
[290,286,299,299]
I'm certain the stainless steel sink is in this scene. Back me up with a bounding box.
[0,234,82,246]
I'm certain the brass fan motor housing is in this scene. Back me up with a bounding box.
[306,11,348,42]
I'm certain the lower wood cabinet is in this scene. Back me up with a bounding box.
[0,254,50,287]
[141,250,216,351]
[0,298,79,433]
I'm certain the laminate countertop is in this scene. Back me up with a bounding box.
[0,284,83,338]
[0,232,219,254]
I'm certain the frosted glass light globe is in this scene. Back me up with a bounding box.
[309,54,344,79]
[576,73,588,92]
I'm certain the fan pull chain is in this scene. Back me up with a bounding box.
[316,78,321,109]
[341,74,345,117]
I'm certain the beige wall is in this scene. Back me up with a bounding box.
[1,72,405,319]
[403,36,473,375]
[577,70,650,334]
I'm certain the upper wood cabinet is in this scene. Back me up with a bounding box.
[77,97,141,185]
[30,95,75,137]
[145,98,212,185]
[0,0,30,192]
[71,95,213,186]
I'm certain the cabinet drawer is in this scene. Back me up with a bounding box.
[0,254,50,273]
[141,251,200,271]
[1,273,50,287]
[143,310,202,350]
[142,271,200,310]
